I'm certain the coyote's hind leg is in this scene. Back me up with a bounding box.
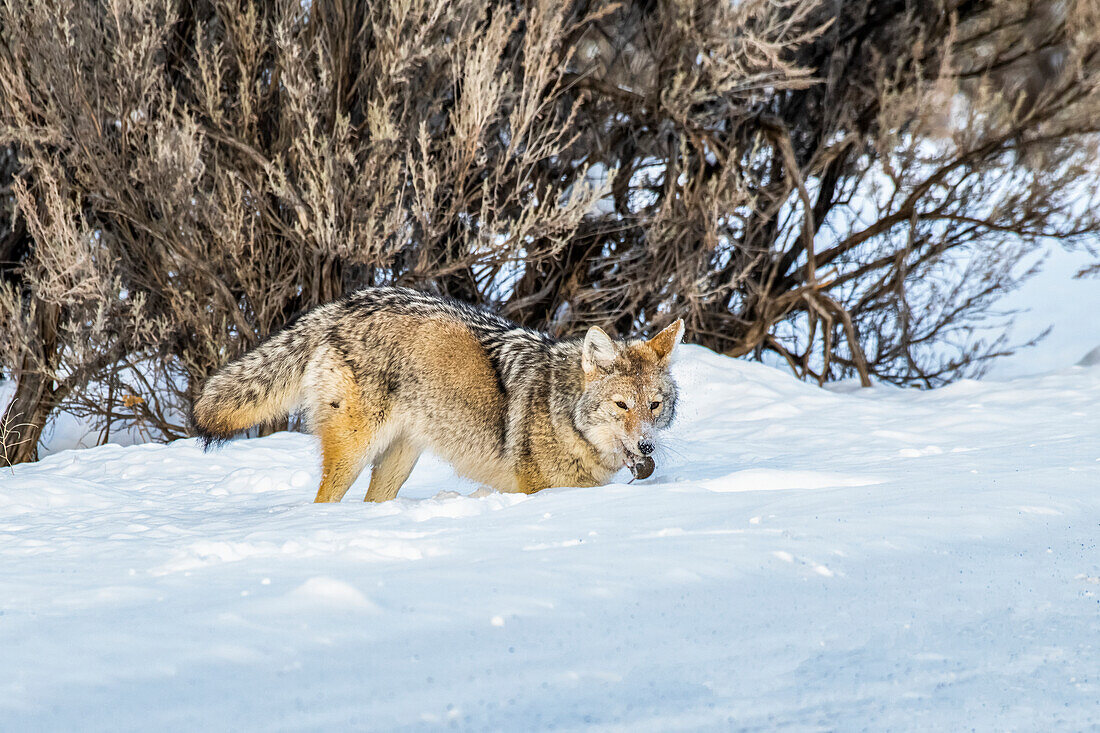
[312,371,386,503]
[315,424,374,503]
[364,435,420,502]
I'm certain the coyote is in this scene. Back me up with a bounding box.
[192,287,683,502]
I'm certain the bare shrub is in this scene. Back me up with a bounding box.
[1,0,1098,461]
[529,0,1100,387]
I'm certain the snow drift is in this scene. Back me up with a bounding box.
[1,345,1098,730]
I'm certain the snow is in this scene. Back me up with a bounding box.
[988,243,1100,378]
[2,345,1099,730]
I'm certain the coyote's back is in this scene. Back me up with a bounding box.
[192,287,683,502]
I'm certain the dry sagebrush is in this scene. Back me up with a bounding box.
[1,0,1099,462]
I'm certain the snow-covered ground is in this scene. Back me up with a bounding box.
[988,244,1100,378]
[2,345,1098,730]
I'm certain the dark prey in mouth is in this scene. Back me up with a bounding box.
[629,456,655,481]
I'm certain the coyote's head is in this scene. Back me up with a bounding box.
[574,319,684,479]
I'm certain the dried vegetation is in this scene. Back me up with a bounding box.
[2,0,1099,462]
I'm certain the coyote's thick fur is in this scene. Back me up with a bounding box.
[192,287,683,502]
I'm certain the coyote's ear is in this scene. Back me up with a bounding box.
[646,319,684,362]
[582,326,617,377]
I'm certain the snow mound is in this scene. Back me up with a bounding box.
[1078,343,1100,366]
[1,344,1098,730]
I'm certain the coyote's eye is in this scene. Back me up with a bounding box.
[615,400,629,410]
[650,400,661,412]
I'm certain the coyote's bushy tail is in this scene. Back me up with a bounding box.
[191,325,314,449]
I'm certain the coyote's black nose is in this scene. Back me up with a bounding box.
[638,439,654,456]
